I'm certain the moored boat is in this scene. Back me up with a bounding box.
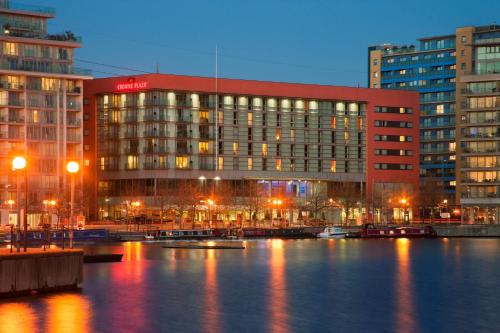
[317,226,346,239]
[346,224,437,238]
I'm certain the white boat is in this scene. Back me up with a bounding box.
[317,226,347,239]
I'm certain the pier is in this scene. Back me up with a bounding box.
[0,249,83,298]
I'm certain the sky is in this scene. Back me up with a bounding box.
[33,0,500,87]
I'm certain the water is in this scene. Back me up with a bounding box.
[1,238,500,333]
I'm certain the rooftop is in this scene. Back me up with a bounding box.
[0,0,55,17]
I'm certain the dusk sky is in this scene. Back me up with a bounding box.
[38,0,500,86]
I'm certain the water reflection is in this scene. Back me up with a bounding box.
[204,249,220,333]
[0,302,37,333]
[46,293,91,333]
[395,238,416,333]
[268,239,289,333]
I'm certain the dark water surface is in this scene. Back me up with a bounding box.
[1,238,500,333]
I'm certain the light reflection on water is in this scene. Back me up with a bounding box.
[395,238,416,333]
[1,239,500,332]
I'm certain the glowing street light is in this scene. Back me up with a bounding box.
[12,156,27,252]
[67,161,79,248]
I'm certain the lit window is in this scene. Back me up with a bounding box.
[276,128,281,140]
[436,105,444,114]
[276,159,281,171]
[331,160,336,173]
[399,136,405,142]
[127,155,138,169]
[218,157,224,170]
[247,112,253,126]
[344,132,349,141]
[247,158,253,171]
[199,141,209,154]
[175,156,188,169]
[262,143,267,157]
[449,142,456,152]
[233,142,238,155]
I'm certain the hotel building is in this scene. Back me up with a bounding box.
[369,25,500,223]
[0,0,91,226]
[84,74,419,225]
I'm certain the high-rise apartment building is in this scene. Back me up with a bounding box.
[369,25,500,223]
[0,1,91,226]
[84,74,419,225]
[369,36,457,207]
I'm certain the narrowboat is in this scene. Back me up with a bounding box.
[242,227,317,239]
[346,224,437,239]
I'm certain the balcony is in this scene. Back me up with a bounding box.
[0,59,91,77]
[462,132,500,140]
[123,147,139,155]
[124,116,138,123]
[0,81,24,90]
[0,98,23,107]
[67,119,81,126]
[124,132,138,139]
[143,130,167,138]
[143,162,168,170]
[143,147,168,154]
[67,101,81,110]
[67,134,81,142]
[123,164,138,171]
[144,114,167,122]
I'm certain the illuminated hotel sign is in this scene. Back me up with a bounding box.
[116,80,148,91]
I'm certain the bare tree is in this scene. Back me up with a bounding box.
[331,182,359,225]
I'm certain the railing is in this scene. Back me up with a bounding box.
[143,147,168,154]
[67,101,81,110]
[67,119,81,126]
[144,115,167,122]
[0,59,91,76]
[124,132,138,139]
[123,147,139,154]
[0,81,24,90]
[461,87,499,95]
[143,162,168,170]
[462,132,500,139]
[2,30,82,43]
[67,134,81,142]
[143,130,167,137]
[123,164,138,170]
[0,98,23,106]
[124,116,138,122]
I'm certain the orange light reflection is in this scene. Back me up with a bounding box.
[268,239,289,333]
[46,293,91,333]
[0,303,37,333]
[395,238,416,333]
[204,249,220,332]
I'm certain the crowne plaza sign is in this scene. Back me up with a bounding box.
[115,81,148,91]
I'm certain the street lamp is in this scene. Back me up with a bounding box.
[207,199,215,228]
[12,156,27,252]
[400,198,409,224]
[67,161,79,248]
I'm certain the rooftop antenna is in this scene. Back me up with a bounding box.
[155,63,160,74]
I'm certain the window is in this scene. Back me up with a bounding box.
[247,112,253,126]
[262,143,268,157]
[276,159,281,171]
[461,36,467,43]
[233,142,238,155]
[461,63,466,70]
[218,157,224,170]
[247,158,253,171]
[436,105,444,114]
[276,128,281,140]
[331,160,336,173]
[175,156,188,169]
[373,59,378,65]
[199,141,209,154]
[373,72,379,78]
[248,143,252,155]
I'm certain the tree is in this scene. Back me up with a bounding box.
[240,181,267,227]
[331,182,360,225]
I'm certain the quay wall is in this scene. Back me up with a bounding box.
[0,249,83,298]
[433,225,500,237]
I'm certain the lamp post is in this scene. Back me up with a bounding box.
[400,198,409,225]
[207,199,215,228]
[12,156,27,252]
[67,161,79,249]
